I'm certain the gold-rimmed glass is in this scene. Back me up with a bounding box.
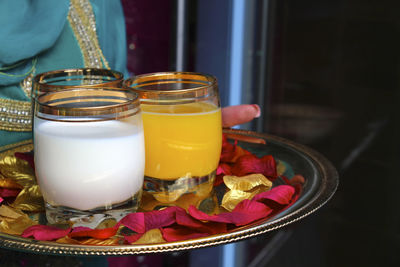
[32,68,124,98]
[33,88,144,227]
[124,72,222,203]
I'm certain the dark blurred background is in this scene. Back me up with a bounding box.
[121,0,400,266]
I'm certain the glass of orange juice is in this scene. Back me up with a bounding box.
[124,72,222,203]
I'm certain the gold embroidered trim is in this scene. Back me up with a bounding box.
[20,72,35,99]
[0,98,32,132]
[0,139,32,154]
[68,0,110,69]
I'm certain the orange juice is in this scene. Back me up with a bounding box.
[141,102,222,180]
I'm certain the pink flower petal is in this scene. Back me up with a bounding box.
[253,185,295,205]
[118,206,181,234]
[143,206,181,231]
[161,226,210,242]
[175,208,227,234]
[22,225,71,241]
[215,163,232,186]
[217,163,232,176]
[189,199,273,226]
[0,188,21,198]
[118,212,146,233]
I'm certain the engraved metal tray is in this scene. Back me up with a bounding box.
[0,129,338,256]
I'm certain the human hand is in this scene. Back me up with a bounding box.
[221,104,261,127]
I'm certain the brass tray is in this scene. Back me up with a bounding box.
[0,129,338,256]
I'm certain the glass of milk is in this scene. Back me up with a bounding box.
[33,88,145,227]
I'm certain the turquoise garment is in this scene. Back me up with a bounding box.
[92,0,128,76]
[0,0,69,86]
[0,0,128,148]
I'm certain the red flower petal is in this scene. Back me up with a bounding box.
[217,163,232,176]
[118,206,180,234]
[188,199,273,226]
[21,225,71,241]
[118,212,146,233]
[14,152,35,170]
[143,206,180,231]
[215,163,232,186]
[220,134,251,163]
[290,174,305,185]
[231,154,277,180]
[220,134,236,162]
[69,226,118,240]
[252,185,295,205]
[161,226,210,242]
[0,188,21,198]
[175,207,227,234]
[290,183,303,206]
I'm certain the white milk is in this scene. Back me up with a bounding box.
[34,116,145,211]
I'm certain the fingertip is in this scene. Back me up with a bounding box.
[251,104,261,118]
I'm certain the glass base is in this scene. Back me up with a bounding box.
[140,190,219,215]
[143,171,215,203]
[45,190,142,228]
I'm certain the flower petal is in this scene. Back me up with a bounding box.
[14,152,35,170]
[0,188,21,198]
[231,154,277,180]
[217,163,232,176]
[144,206,181,231]
[118,206,180,234]
[69,226,118,240]
[124,233,144,244]
[118,212,145,233]
[21,225,71,241]
[220,135,251,163]
[189,199,273,226]
[175,207,227,234]
[161,226,210,242]
[252,185,295,205]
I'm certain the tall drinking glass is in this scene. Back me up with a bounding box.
[124,72,222,203]
[33,88,145,227]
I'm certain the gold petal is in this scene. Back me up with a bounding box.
[56,236,81,244]
[0,178,23,189]
[134,229,165,244]
[221,186,268,212]
[57,236,122,246]
[11,185,44,212]
[223,174,272,191]
[0,213,37,235]
[221,190,253,211]
[140,190,219,215]
[277,160,286,176]
[0,155,36,188]
[0,205,24,219]
[78,237,122,246]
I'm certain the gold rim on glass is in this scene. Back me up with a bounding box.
[124,72,219,104]
[32,68,124,98]
[34,88,140,122]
